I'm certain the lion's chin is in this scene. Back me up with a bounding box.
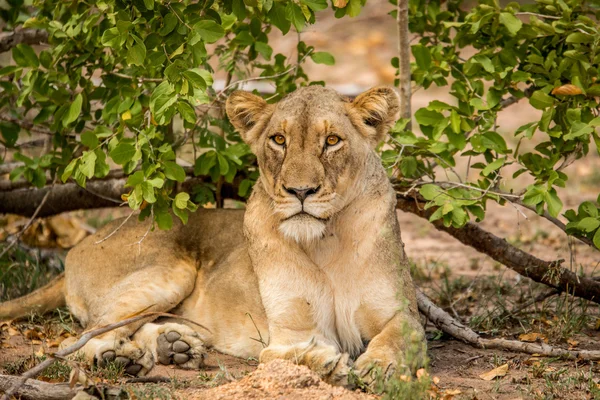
[279,213,326,243]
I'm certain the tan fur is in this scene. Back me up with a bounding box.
[0,86,425,385]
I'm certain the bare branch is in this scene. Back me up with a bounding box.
[398,194,600,304]
[396,0,412,129]
[417,289,600,360]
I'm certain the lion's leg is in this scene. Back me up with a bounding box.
[133,321,207,369]
[67,261,197,376]
[353,311,426,384]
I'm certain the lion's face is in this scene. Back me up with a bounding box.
[226,86,399,242]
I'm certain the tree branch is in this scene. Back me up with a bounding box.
[417,289,600,360]
[398,194,600,304]
[0,173,242,218]
[396,0,412,129]
[0,28,48,53]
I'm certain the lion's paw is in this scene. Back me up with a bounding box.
[353,351,396,387]
[156,323,206,369]
[97,340,154,376]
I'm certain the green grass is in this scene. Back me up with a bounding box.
[0,243,63,302]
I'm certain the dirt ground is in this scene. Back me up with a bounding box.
[2,1,600,399]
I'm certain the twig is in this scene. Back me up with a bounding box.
[396,0,412,129]
[94,210,135,245]
[515,12,560,20]
[215,50,314,98]
[126,376,173,383]
[0,311,210,400]
[417,288,600,360]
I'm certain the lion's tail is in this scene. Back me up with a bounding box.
[0,273,66,320]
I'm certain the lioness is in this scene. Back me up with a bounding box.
[0,86,425,386]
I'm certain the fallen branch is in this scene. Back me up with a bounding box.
[0,28,48,53]
[417,289,600,360]
[0,312,209,400]
[0,374,80,400]
[398,195,600,304]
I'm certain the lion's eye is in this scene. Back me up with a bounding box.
[271,134,286,146]
[326,135,341,146]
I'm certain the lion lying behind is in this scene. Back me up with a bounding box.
[0,86,425,386]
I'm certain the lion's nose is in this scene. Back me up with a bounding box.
[284,186,320,202]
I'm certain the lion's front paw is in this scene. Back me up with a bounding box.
[156,323,206,369]
[96,340,154,376]
[353,351,396,387]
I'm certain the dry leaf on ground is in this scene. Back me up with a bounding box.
[479,363,509,381]
[519,332,547,343]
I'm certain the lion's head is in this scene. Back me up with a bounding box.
[226,86,399,242]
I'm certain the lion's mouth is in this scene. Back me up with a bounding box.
[283,211,329,223]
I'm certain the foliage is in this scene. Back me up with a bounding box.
[0,0,341,229]
[384,0,600,249]
[1,0,600,251]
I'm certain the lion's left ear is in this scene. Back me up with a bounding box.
[347,86,400,146]
[226,91,274,145]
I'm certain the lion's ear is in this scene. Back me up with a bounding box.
[348,86,400,145]
[226,91,273,145]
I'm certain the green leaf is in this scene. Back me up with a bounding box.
[12,44,39,68]
[566,32,593,44]
[0,121,19,147]
[286,2,306,32]
[110,143,136,165]
[177,101,196,123]
[127,43,146,66]
[61,159,78,183]
[164,161,185,182]
[173,204,189,224]
[481,157,505,176]
[415,108,444,126]
[156,210,173,230]
[594,229,600,250]
[101,27,124,48]
[182,70,207,90]
[238,179,252,197]
[302,0,327,11]
[126,171,145,186]
[412,45,431,70]
[310,52,335,65]
[544,189,563,218]
[255,42,273,60]
[268,3,291,34]
[80,151,97,179]
[63,94,83,127]
[141,181,157,203]
[159,13,178,36]
[450,110,461,134]
[420,184,445,201]
[174,192,190,209]
[217,152,230,175]
[143,0,154,9]
[499,12,522,36]
[529,90,554,110]
[81,131,99,148]
[577,217,600,232]
[193,20,225,43]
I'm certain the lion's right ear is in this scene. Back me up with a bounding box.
[226,91,273,145]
